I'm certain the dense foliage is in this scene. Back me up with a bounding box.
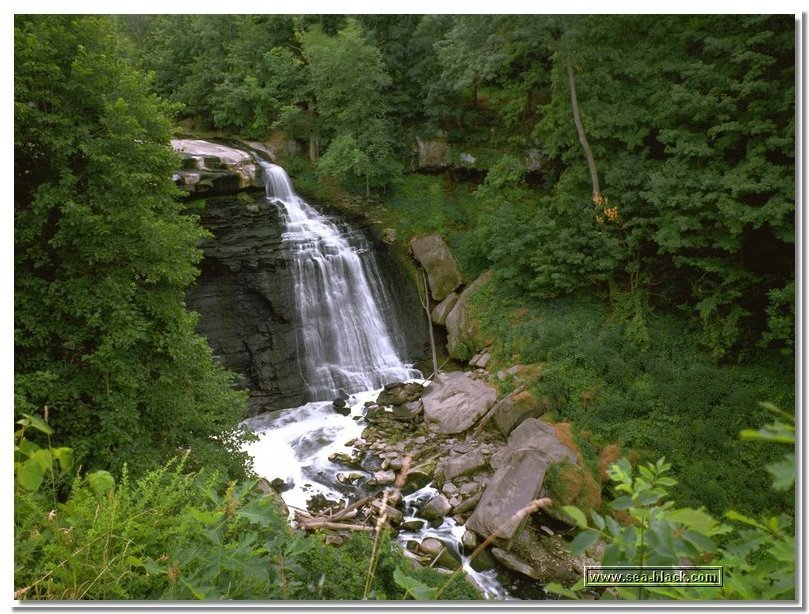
[463,280,793,516]
[15,15,249,478]
[547,419,795,600]
[125,14,794,358]
[15,419,479,600]
[15,13,796,603]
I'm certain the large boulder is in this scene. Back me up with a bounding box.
[416,136,451,170]
[466,418,577,548]
[421,371,497,434]
[445,271,492,360]
[409,234,462,302]
[431,292,458,327]
[171,139,264,194]
[492,392,543,437]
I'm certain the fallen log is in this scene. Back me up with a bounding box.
[300,520,374,533]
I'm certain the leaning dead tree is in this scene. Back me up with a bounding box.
[418,269,440,378]
[565,55,601,203]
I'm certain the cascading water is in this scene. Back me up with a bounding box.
[245,161,423,508]
[260,161,420,401]
[241,161,510,599]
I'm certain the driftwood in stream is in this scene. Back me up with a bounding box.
[299,519,374,532]
[296,493,399,534]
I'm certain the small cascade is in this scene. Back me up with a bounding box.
[239,160,510,599]
[260,162,421,401]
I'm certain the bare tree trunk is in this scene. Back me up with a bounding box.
[419,270,439,378]
[307,101,318,162]
[565,55,601,202]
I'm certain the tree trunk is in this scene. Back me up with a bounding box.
[565,56,601,202]
[307,101,318,162]
[420,270,439,378]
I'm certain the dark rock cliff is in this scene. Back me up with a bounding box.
[186,193,429,416]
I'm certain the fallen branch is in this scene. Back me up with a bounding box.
[472,384,526,437]
[300,520,374,533]
[327,494,374,522]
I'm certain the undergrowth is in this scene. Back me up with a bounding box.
[15,416,480,601]
[466,279,793,517]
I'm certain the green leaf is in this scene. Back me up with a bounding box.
[569,529,600,556]
[29,448,53,473]
[768,536,795,563]
[393,567,438,600]
[667,507,719,535]
[740,420,794,443]
[17,437,40,458]
[591,510,606,531]
[765,454,794,491]
[682,529,716,553]
[142,557,166,575]
[16,457,44,491]
[725,510,767,531]
[51,447,73,474]
[87,470,115,496]
[20,413,54,435]
[610,495,633,510]
[562,505,588,529]
[189,508,221,526]
[236,498,275,527]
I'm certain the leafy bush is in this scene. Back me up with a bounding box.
[15,417,480,601]
[548,427,795,601]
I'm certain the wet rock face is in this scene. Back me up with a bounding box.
[186,194,429,415]
[185,196,306,414]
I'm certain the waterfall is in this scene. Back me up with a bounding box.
[260,162,420,401]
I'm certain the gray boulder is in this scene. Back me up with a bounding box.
[409,234,462,302]
[492,394,541,437]
[443,449,488,481]
[171,139,262,194]
[445,271,492,360]
[421,372,497,434]
[420,494,452,520]
[431,292,459,326]
[466,418,577,548]
[416,137,451,170]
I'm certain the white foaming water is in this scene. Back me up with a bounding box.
[260,162,420,401]
[399,485,512,600]
[242,161,509,599]
[242,389,377,512]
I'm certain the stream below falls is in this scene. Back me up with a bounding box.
[239,162,514,599]
[242,391,512,600]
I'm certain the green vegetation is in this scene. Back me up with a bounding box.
[16,13,795,603]
[547,412,794,600]
[465,279,792,516]
[15,418,479,600]
[15,15,249,479]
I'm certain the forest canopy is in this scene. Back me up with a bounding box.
[121,14,795,359]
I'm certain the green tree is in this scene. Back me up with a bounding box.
[15,15,249,478]
[301,21,400,194]
[478,15,794,358]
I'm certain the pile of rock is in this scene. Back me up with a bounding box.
[348,378,599,590]
[171,139,267,195]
